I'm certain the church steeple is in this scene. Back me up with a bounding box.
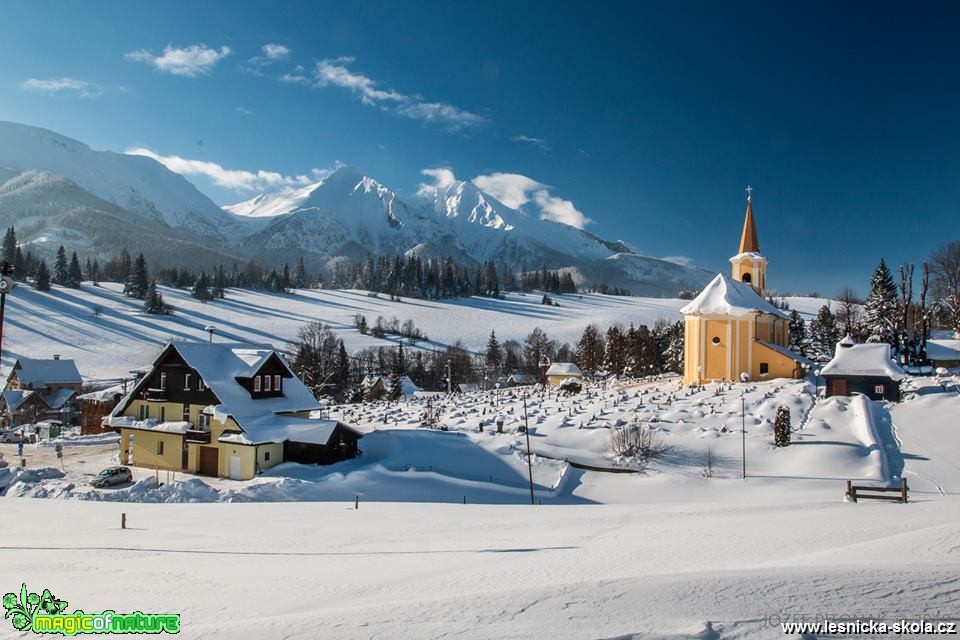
[738,193,760,254]
[729,186,767,294]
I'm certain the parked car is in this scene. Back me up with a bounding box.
[90,466,133,488]
[0,430,23,443]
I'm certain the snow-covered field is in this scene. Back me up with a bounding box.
[1,282,830,382]
[3,281,959,638]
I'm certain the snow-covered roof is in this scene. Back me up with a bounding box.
[218,417,361,446]
[12,357,82,388]
[546,362,583,376]
[820,342,906,380]
[756,340,812,366]
[507,373,537,384]
[1,390,28,411]
[728,251,766,262]
[926,339,960,362]
[43,388,76,410]
[361,375,421,395]
[77,384,125,402]
[164,342,320,422]
[680,273,788,319]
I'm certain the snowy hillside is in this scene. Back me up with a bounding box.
[0,281,829,383]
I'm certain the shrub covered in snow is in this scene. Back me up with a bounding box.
[774,406,791,447]
[606,424,665,461]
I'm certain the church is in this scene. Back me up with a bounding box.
[681,190,808,385]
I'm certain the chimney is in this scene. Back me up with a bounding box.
[53,354,60,360]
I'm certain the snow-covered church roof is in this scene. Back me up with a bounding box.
[819,341,906,381]
[680,273,788,319]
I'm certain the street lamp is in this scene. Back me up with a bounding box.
[814,368,821,397]
[204,325,216,343]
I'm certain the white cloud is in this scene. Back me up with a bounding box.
[511,134,549,149]
[280,73,309,85]
[417,167,458,197]
[532,190,591,228]
[125,147,321,192]
[125,44,232,77]
[305,57,486,131]
[262,43,291,60]
[470,172,544,209]
[314,57,404,104]
[423,168,592,229]
[19,77,101,97]
[395,101,488,131]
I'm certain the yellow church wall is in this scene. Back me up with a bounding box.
[751,342,804,381]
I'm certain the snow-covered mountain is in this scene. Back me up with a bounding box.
[0,121,240,238]
[227,166,713,294]
[0,121,711,295]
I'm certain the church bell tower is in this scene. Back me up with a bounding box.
[729,186,767,295]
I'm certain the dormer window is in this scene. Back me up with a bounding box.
[254,376,261,392]
[264,375,272,392]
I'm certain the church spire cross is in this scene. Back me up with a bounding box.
[745,185,753,202]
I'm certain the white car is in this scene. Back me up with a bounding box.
[0,430,23,444]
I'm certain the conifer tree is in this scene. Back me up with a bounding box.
[336,340,351,399]
[809,305,839,358]
[213,265,227,299]
[485,330,503,371]
[67,251,83,288]
[192,271,212,301]
[293,257,308,288]
[90,259,101,286]
[788,309,806,355]
[52,245,69,285]
[576,324,605,375]
[35,260,51,291]
[13,246,25,281]
[864,259,899,348]
[125,253,149,299]
[1,227,16,265]
[143,280,170,314]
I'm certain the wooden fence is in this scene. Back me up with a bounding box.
[846,478,908,503]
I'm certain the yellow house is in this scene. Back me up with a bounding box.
[545,362,583,385]
[103,341,362,480]
[681,192,808,385]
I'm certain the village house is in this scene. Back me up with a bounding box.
[0,356,83,427]
[506,373,537,387]
[681,192,808,384]
[820,336,906,401]
[545,362,583,385]
[103,341,362,480]
[925,338,960,370]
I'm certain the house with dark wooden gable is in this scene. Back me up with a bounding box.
[104,341,362,480]
[820,336,906,402]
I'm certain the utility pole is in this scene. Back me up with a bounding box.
[523,393,534,505]
[741,392,746,479]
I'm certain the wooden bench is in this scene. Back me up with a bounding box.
[846,478,908,503]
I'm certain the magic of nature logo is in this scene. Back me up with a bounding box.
[4,583,180,635]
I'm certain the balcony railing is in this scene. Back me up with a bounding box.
[145,388,168,402]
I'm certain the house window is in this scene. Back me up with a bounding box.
[159,406,166,422]
[264,375,272,392]
[184,373,192,390]
[711,337,721,345]
[274,374,281,391]
[198,377,205,391]
[760,363,769,375]
[138,404,149,420]
[874,384,885,395]
[264,451,271,462]
[199,413,209,429]
[160,372,167,390]
[254,376,261,392]
[183,404,190,421]
[156,441,165,455]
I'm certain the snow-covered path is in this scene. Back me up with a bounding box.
[892,387,960,496]
[2,495,958,639]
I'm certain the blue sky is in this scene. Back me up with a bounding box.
[1,0,958,296]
